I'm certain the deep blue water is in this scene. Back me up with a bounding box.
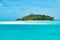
[0,24,60,40]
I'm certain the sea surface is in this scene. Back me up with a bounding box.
[0,21,60,40]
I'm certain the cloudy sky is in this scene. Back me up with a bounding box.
[0,0,60,21]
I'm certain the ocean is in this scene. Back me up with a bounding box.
[0,21,60,40]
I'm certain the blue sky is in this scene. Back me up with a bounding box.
[0,0,60,20]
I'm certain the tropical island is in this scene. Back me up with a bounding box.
[16,14,54,21]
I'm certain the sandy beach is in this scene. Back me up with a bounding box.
[0,21,59,24]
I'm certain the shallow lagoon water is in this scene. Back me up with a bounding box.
[0,21,60,40]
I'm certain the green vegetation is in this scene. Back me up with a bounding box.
[16,14,54,21]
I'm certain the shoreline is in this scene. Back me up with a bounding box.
[0,21,59,24]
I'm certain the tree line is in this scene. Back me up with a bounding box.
[16,14,54,21]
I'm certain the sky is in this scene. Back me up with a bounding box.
[0,0,60,21]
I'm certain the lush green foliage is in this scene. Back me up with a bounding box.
[16,14,54,20]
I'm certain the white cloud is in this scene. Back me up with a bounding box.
[0,3,3,7]
[56,0,60,2]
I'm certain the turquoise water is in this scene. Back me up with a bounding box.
[0,24,60,40]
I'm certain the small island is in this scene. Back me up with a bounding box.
[16,14,54,21]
